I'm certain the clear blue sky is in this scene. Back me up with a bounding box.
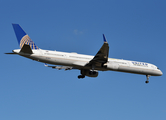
[1,0,166,120]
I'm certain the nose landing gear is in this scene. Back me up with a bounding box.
[145,75,151,84]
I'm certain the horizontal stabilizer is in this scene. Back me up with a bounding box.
[5,52,17,54]
[20,44,33,54]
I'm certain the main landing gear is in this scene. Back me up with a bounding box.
[78,75,85,79]
[145,75,151,84]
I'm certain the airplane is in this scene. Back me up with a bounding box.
[6,24,163,83]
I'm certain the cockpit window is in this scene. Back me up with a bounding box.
[151,65,158,69]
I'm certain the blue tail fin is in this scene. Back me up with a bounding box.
[12,24,39,50]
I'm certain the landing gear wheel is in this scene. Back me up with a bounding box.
[145,81,149,84]
[78,75,85,79]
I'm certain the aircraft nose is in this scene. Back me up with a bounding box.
[158,69,163,76]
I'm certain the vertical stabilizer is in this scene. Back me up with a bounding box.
[12,24,39,50]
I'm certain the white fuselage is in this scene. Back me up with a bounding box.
[13,49,163,76]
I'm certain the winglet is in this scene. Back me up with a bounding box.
[12,24,39,50]
[103,34,107,43]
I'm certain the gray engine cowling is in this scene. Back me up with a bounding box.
[81,69,98,77]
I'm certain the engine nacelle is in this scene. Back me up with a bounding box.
[81,69,98,77]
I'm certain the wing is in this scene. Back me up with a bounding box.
[87,34,109,68]
[45,34,109,70]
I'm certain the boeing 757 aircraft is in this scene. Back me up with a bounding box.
[6,24,163,83]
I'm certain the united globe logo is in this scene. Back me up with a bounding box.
[20,35,38,49]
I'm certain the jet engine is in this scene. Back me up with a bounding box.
[81,69,98,77]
